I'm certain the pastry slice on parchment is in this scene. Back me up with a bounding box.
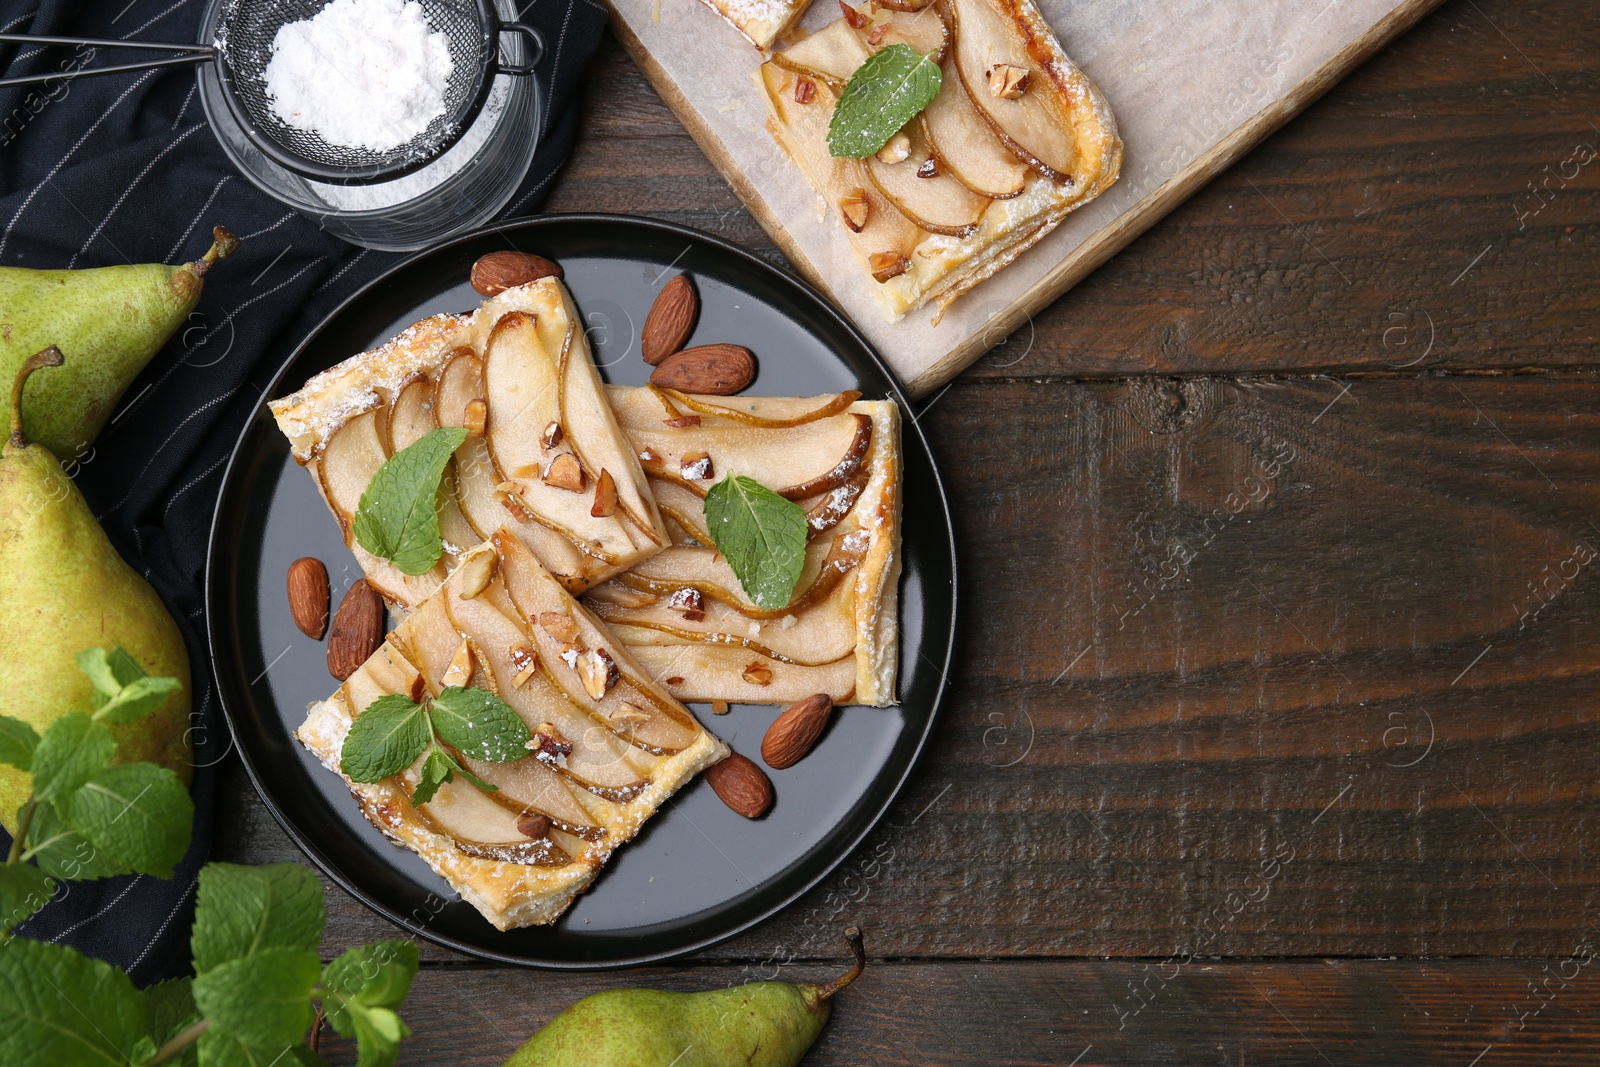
[694,0,814,50]
[269,278,670,603]
[760,0,1121,320]
[296,535,728,930]
[582,385,901,707]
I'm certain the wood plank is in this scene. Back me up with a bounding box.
[314,958,1600,1066]
[227,374,1600,961]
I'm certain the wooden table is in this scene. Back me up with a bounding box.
[221,1,1600,1061]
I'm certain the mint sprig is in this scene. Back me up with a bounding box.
[827,43,942,158]
[353,426,468,576]
[704,474,810,611]
[339,685,531,805]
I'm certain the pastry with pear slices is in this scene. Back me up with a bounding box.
[269,277,670,603]
[694,0,814,50]
[296,537,729,931]
[583,386,901,707]
[760,0,1121,320]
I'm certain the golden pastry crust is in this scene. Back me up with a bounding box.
[695,0,814,50]
[297,542,729,931]
[588,389,901,706]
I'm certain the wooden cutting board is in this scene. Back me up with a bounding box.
[604,0,1444,396]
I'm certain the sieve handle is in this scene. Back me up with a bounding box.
[494,22,545,76]
[0,48,213,89]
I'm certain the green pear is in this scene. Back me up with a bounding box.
[0,348,192,832]
[0,226,239,460]
[503,928,865,1067]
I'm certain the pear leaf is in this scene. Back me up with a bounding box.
[409,747,454,807]
[0,862,55,932]
[67,763,194,879]
[193,947,320,1050]
[430,687,530,764]
[703,474,810,611]
[827,43,942,158]
[352,427,468,576]
[0,936,147,1066]
[340,695,432,784]
[24,802,133,881]
[31,712,115,806]
[0,714,41,771]
[192,863,326,974]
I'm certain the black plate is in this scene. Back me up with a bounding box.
[206,214,956,967]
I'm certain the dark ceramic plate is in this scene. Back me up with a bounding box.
[206,214,955,967]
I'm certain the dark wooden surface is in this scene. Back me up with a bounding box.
[220,0,1600,1061]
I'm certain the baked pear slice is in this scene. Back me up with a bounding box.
[772,17,869,89]
[590,387,903,707]
[865,122,990,237]
[296,541,729,931]
[922,54,1027,199]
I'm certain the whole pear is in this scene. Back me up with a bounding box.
[0,348,192,832]
[503,928,865,1067]
[0,226,239,460]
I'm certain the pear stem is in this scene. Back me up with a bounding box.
[815,926,866,1002]
[190,225,240,279]
[9,346,63,448]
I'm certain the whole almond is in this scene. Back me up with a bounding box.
[517,811,553,839]
[641,274,699,366]
[705,752,773,818]
[761,693,834,769]
[286,557,329,639]
[327,579,383,681]
[470,251,564,297]
[649,344,755,396]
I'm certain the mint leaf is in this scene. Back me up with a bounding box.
[25,802,133,881]
[144,978,200,1067]
[827,43,942,158]
[703,474,810,610]
[0,936,146,1065]
[192,863,326,974]
[67,763,194,878]
[410,747,453,806]
[197,1029,305,1067]
[193,946,320,1049]
[0,862,54,932]
[0,714,41,771]
[31,712,115,806]
[77,646,126,701]
[322,941,418,1067]
[95,676,183,725]
[353,426,468,576]
[430,687,531,763]
[340,694,431,783]
[432,744,494,793]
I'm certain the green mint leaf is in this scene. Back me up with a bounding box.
[67,763,194,879]
[0,936,147,1066]
[429,687,532,764]
[703,474,810,610]
[0,714,41,771]
[31,712,115,806]
[197,1029,304,1067]
[409,747,453,807]
[352,426,468,576]
[95,675,183,725]
[24,802,133,881]
[340,694,432,783]
[130,1036,160,1066]
[192,946,320,1050]
[192,862,326,974]
[322,941,418,1067]
[143,977,200,1067]
[827,44,942,158]
[0,862,54,932]
[77,646,125,701]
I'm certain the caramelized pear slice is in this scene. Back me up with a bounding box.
[628,644,859,704]
[866,123,989,237]
[860,7,948,61]
[432,347,483,431]
[622,412,871,502]
[942,0,1078,182]
[874,0,934,11]
[454,753,608,839]
[922,54,1027,198]
[772,18,869,88]
[406,770,571,867]
[760,62,920,271]
[492,531,703,752]
[648,387,862,429]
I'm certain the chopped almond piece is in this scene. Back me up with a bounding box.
[986,63,1030,99]
[538,611,580,643]
[509,644,539,688]
[794,76,816,105]
[680,452,714,480]
[742,662,775,686]
[663,414,702,428]
[667,587,706,623]
[540,421,564,450]
[591,469,618,518]
[869,252,910,283]
[838,0,868,28]
[463,398,487,437]
[712,699,731,715]
[579,648,620,700]
[839,190,871,233]
[543,452,585,492]
[442,639,474,689]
